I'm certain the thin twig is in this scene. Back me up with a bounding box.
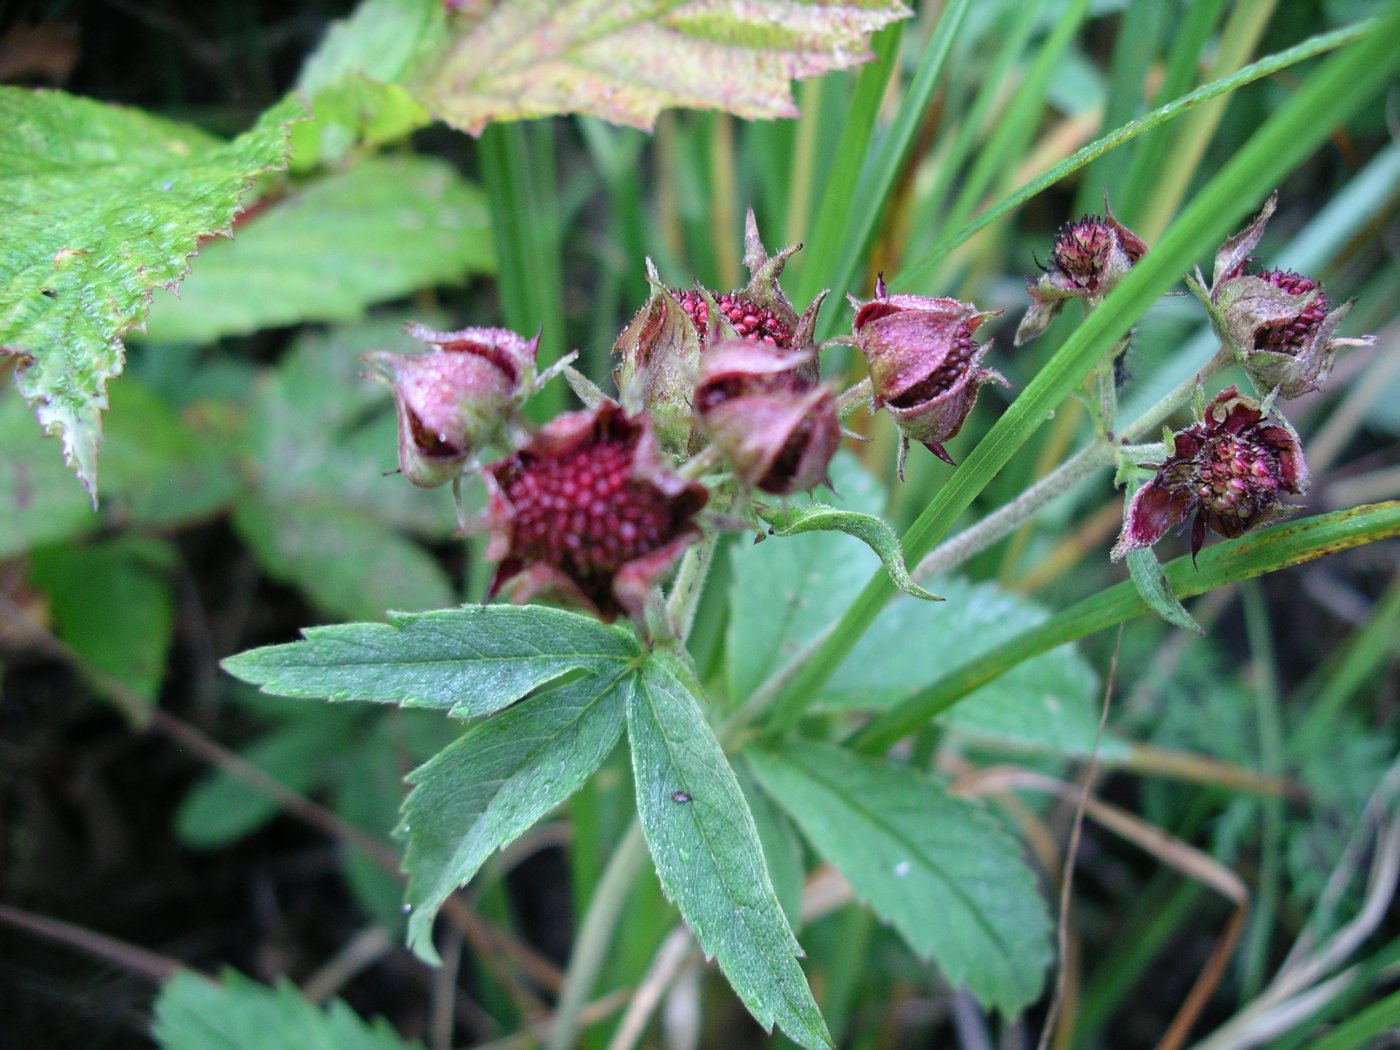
[1038,625,1120,1050]
[0,903,185,984]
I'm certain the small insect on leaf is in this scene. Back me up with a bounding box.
[671,790,692,804]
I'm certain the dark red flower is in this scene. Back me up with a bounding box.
[1015,200,1147,345]
[482,403,708,622]
[363,323,538,488]
[693,340,839,495]
[851,284,1005,473]
[1112,386,1308,562]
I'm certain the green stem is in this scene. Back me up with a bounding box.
[665,533,717,644]
[912,439,1116,583]
[547,822,647,1050]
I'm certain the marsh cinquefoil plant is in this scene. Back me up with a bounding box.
[4,2,1400,1048]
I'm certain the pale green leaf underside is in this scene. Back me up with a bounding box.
[746,742,1052,1015]
[627,651,831,1050]
[142,156,493,342]
[818,577,1118,758]
[1126,546,1204,633]
[423,0,912,134]
[153,969,422,1050]
[759,501,941,601]
[221,605,640,717]
[400,671,626,959]
[0,89,299,496]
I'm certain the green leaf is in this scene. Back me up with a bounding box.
[296,0,447,95]
[234,496,456,623]
[100,379,244,528]
[230,319,459,620]
[1125,545,1203,633]
[153,969,422,1050]
[289,0,445,167]
[757,502,941,602]
[222,605,640,717]
[400,670,627,959]
[817,578,1117,758]
[746,742,1052,1015]
[727,451,886,702]
[142,156,493,342]
[288,76,431,171]
[27,536,176,720]
[176,719,335,849]
[420,0,910,134]
[737,758,807,930]
[0,90,299,496]
[626,650,831,1050]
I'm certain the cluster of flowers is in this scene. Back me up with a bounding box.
[364,199,1371,623]
[364,216,1005,622]
[1027,193,1372,563]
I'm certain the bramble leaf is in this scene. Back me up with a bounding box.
[142,157,492,341]
[421,0,912,134]
[400,670,627,959]
[153,969,421,1050]
[627,649,831,1050]
[0,89,299,497]
[222,605,640,717]
[746,742,1052,1015]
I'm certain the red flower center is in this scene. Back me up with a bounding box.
[675,290,793,347]
[503,438,677,581]
[1193,433,1281,522]
[1252,269,1328,356]
[1052,220,1115,291]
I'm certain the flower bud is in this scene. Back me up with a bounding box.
[1208,194,1375,399]
[613,211,824,457]
[693,340,839,495]
[363,323,538,488]
[852,289,1006,470]
[1112,386,1308,562]
[481,402,708,622]
[1015,200,1147,345]
[613,263,705,453]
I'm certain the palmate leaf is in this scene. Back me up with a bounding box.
[746,742,1052,1015]
[0,90,299,497]
[221,604,639,718]
[399,670,628,959]
[627,650,831,1050]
